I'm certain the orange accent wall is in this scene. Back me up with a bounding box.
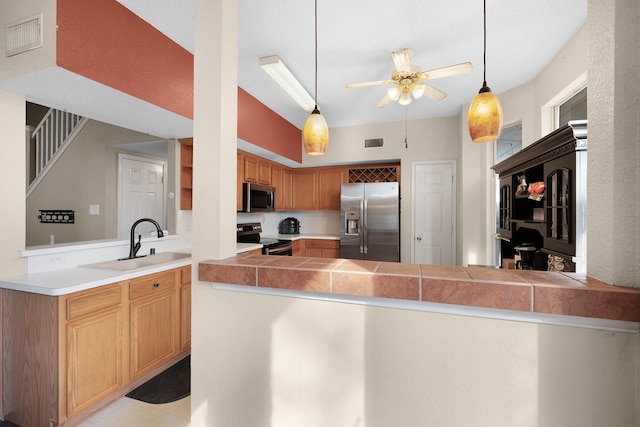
[56,0,302,162]
[56,0,193,119]
[237,88,302,163]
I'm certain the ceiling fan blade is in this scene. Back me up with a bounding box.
[391,48,413,73]
[346,79,393,88]
[419,62,473,80]
[375,94,391,108]
[422,84,447,101]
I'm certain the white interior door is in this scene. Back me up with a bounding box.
[118,155,166,238]
[412,161,455,265]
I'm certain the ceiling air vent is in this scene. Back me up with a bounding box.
[364,137,384,148]
[6,14,43,57]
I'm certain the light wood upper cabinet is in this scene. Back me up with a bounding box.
[317,168,346,210]
[237,152,244,211]
[243,155,259,183]
[272,166,284,209]
[292,169,318,210]
[189,145,400,213]
[179,138,193,210]
[272,166,293,211]
[282,168,293,210]
[258,160,271,185]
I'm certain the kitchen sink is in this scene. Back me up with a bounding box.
[81,251,191,271]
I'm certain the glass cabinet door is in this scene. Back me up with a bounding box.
[498,177,511,238]
[544,153,575,255]
[547,168,570,242]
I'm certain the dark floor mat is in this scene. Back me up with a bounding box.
[126,355,190,404]
[0,421,21,427]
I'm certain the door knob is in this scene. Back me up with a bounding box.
[416,236,422,241]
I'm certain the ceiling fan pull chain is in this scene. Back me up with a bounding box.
[404,107,408,148]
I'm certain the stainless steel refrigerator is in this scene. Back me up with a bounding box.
[340,182,400,262]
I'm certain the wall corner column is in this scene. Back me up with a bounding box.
[191,0,239,425]
[587,0,640,288]
[0,89,27,275]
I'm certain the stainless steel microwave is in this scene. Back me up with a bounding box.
[241,182,276,212]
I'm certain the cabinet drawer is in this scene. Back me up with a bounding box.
[129,270,176,300]
[66,283,122,321]
[305,239,339,249]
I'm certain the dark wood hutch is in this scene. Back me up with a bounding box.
[492,121,587,273]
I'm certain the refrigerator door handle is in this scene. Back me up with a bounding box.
[363,199,368,254]
[359,199,365,254]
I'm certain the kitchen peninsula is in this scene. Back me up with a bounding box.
[200,254,640,324]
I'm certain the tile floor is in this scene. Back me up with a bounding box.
[77,396,191,427]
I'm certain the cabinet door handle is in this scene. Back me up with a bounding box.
[153,283,160,288]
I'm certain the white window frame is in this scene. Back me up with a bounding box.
[540,71,587,135]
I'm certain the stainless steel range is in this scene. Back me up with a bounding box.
[236,223,293,256]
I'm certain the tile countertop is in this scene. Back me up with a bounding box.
[199,255,640,324]
[263,233,340,240]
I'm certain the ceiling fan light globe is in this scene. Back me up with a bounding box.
[303,109,329,155]
[387,86,401,101]
[411,84,426,99]
[467,88,503,142]
[399,91,412,106]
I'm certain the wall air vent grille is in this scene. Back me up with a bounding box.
[6,14,43,57]
[364,137,384,148]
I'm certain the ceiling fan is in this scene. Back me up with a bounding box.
[346,48,473,108]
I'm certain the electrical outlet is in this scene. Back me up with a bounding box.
[49,256,64,264]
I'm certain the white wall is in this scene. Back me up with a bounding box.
[25,120,167,246]
[0,0,56,80]
[196,288,638,427]
[303,116,461,263]
[0,88,26,275]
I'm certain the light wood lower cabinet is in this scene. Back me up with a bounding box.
[129,270,179,380]
[180,266,192,351]
[65,283,126,417]
[1,266,190,427]
[300,239,340,258]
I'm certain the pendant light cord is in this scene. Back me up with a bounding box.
[482,0,487,85]
[314,0,318,108]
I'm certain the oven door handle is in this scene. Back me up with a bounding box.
[265,242,293,255]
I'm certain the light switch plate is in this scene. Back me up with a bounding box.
[89,205,100,215]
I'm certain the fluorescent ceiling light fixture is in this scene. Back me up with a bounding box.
[260,56,315,112]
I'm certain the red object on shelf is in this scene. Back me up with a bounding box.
[528,182,545,194]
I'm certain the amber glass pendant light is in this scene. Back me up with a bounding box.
[303,0,329,155]
[468,0,503,142]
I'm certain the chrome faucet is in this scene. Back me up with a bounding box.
[122,218,164,260]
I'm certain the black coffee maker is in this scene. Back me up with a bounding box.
[279,217,301,234]
[514,243,539,270]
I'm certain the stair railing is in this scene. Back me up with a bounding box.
[27,109,88,198]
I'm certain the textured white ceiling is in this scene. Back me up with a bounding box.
[2,0,588,139]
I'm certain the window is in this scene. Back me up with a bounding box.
[558,87,587,127]
[495,122,522,164]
